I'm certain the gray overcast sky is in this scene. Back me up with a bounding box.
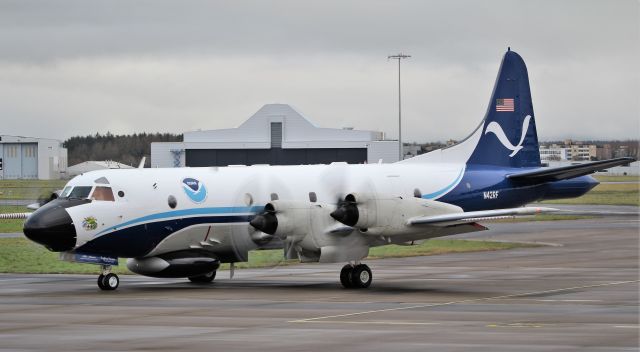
[0,0,638,142]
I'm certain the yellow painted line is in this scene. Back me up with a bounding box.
[300,320,441,326]
[289,280,639,323]
[487,322,551,328]
[536,299,602,302]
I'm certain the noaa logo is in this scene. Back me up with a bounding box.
[182,178,207,203]
[484,115,531,157]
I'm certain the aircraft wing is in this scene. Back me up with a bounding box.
[408,206,557,226]
[506,157,635,182]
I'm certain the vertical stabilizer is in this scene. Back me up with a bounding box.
[466,49,541,168]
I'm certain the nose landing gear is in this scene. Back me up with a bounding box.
[97,265,119,291]
[340,263,372,289]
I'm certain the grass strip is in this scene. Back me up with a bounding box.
[542,182,639,206]
[0,237,535,275]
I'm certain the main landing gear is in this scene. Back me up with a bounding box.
[97,265,120,291]
[340,263,372,289]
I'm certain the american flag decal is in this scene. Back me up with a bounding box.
[496,98,514,112]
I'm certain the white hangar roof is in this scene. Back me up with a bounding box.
[182,104,384,149]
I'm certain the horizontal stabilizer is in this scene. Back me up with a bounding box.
[507,157,635,182]
[408,206,557,226]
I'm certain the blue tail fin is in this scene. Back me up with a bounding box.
[466,49,541,168]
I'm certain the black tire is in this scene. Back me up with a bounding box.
[97,274,106,290]
[101,273,119,291]
[350,264,372,289]
[188,271,216,283]
[340,264,353,288]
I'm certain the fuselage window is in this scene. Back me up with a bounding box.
[68,186,93,199]
[270,193,279,201]
[92,186,115,201]
[309,192,317,203]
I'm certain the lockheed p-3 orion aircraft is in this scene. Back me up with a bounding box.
[21,49,634,290]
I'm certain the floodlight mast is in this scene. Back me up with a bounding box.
[388,53,411,161]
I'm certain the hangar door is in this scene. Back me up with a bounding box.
[1,143,37,179]
[186,148,367,167]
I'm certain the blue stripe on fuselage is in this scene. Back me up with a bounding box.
[421,167,465,200]
[95,205,264,237]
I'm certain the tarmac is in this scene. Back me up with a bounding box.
[0,215,638,351]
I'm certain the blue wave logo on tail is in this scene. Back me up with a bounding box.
[484,115,531,157]
[182,178,207,203]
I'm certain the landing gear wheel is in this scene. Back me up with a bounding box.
[188,271,216,283]
[97,274,106,290]
[99,273,120,291]
[350,264,372,289]
[340,265,354,288]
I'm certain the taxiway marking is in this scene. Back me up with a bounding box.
[289,280,639,323]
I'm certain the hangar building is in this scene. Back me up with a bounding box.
[151,104,399,168]
[0,135,68,180]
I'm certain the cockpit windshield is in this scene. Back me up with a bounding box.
[60,186,73,198]
[66,186,93,199]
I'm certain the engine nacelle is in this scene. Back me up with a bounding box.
[249,200,311,238]
[331,192,462,233]
[126,251,220,278]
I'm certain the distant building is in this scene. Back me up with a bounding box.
[403,144,422,159]
[614,145,630,158]
[539,142,597,162]
[539,145,569,162]
[0,135,67,180]
[151,104,398,167]
[68,160,134,176]
[596,144,613,160]
[567,144,597,161]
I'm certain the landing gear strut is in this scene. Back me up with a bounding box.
[340,263,372,289]
[97,265,119,291]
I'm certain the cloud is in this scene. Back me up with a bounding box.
[0,0,637,141]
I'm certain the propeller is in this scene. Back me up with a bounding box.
[249,203,278,235]
[330,194,359,226]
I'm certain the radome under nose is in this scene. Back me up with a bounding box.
[23,201,77,252]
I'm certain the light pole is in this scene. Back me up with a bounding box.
[388,53,411,161]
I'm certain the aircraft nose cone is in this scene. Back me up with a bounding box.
[23,204,76,252]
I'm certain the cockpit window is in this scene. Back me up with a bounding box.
[67,186,93,199]
[60,186,73,198]
[91,186,115,201]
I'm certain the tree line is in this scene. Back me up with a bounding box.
[64,132,182,167]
